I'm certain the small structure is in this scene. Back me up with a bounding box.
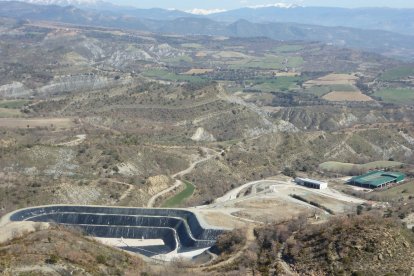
[295,177,328,189]
[348,170,405,189]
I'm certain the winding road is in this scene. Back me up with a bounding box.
[147,148,223,207]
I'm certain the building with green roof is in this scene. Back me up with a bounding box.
[348,170,405,189]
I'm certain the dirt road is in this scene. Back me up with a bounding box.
[147,148,222,207]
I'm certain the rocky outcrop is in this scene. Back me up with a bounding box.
[36,74,129,95]
[0,82,33,98]
[191,127,216,142]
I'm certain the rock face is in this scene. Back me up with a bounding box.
[146,175,171,195]
[191,127,216,142]
[37,75,122,95]
[0,82,32,98]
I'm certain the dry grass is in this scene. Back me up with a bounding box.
[195,51,208,57]
[305,73,358,86]
[0,118,75,129]
[182,69,214,75]
[0,108,22,118]
[0,226,147,275]
[322,91,374,102]
[274,72,300,77]
[213,51,250,59]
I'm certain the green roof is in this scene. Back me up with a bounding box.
[381,172,405,178]
[349,170,405,187]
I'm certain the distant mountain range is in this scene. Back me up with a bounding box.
[209,7,414,36]
[7,0,414,36]
[1,1,414,60]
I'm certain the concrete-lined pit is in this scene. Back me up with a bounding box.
[7,205,224,257]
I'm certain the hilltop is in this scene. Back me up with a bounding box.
[0,225,148,275]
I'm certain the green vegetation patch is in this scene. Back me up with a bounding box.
[319,160,403,174]
[325,84,358,91]
[373,88,414,105]
[0,100,30,109]
[273,44,305,53]
[161,55,193,64]
[161,180,195,207]
[142,69,207,84]
[229,55,303,70]
[303,85,331,97]
[380,65,414,81]
[249,76,301,92]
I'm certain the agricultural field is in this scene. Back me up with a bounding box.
[380,65,414,81]
[181,43,203,48]
[0,118,75,129]
[0,100,31,109]
[322,91,373,102]
[161,55,193,64]
[304,73,358,86]
[142,69,207,83]
[373,88,414,105]
[250,76,301,92]
[319,160,403,174]
[0,108,22,118]
[182,68,214,75]
[229,55,304,70]
[273,44,305,53]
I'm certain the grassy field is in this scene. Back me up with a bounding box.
[373,88,414,105]
[230,55,304,70]
[305,73,357,86]
[303,85,331,97]
[0,118,74,129]
[0,100,30,109]
[319,160,403,174]
[181,43,202,49]
[182,68,214,75]
[322,91,373,102]
[0,108,23,118]
[142,69,207,83]
[325,84,358,91]
[251,76,301,92]
[380,65,414,81]
[161,55,193,64]
[273,44,304,53]
[368,181,414,201]
[161,180,195,207]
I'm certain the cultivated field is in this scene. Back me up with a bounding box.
[319,160,403,174]
[322,91,374,102]
[305,73,358,86]
[0,118,75,129]
[373,88,414,105]
[0,108,22,118]
[182,69,214,75]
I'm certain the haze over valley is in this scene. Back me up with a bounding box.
[0,1,414,275]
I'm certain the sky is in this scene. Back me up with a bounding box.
[113,0,414,10]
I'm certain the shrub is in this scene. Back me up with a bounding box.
[96,254,107,264]
[45,254,59,264]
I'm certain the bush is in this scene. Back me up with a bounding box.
[45,254,59,264]
[215,229,246,255]
[96,254,107,264]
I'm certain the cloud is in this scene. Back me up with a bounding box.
[186,8,227,15]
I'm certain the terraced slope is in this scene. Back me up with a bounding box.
[7,205,224,257]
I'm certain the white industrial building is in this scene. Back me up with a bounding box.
[295,177,328,189]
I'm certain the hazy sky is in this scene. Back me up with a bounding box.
[114,0,414,10]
